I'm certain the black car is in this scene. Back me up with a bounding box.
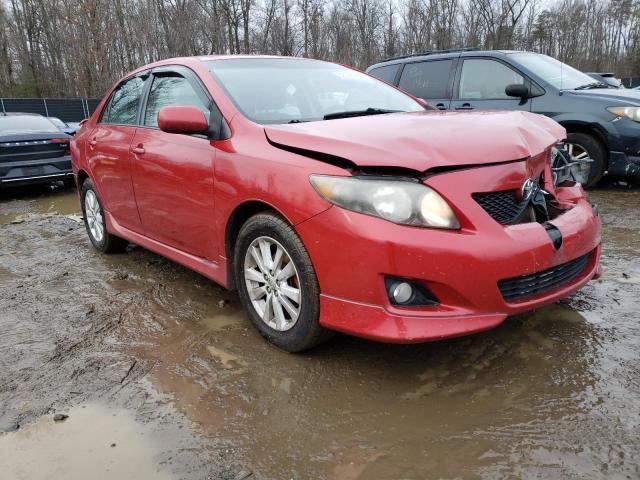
[367,49,640,187]
[0,112,74,187]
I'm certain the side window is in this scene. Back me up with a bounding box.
[369,65,400,84]
[144,74,210,128]
[102,76,146,125]
[459,59,524,100]
[398,60,453,99]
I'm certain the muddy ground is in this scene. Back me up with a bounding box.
[0,182,638,480]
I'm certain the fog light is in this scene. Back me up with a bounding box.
[392,282,413,304]
[385,276,440,307]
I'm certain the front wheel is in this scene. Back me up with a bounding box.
[234,212,332,352]
[564,132,606,188]
[80,178,128,253]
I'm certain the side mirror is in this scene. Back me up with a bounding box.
[158,106,209,134]
[505,84,530,98]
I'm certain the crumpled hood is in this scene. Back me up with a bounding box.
[264,110,565,172]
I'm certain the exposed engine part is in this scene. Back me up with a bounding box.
[551,143,593,186]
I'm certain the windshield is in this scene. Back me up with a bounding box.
[206,58,423,124]
[0,115,60,135]
[510,53,597,90]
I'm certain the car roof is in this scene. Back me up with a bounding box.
[367,49,529,71]
[140,54,322,69]
[586,72,616,77]
[0,112,43,117]
[122,54,332,81]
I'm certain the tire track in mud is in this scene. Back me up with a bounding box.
[0,214,244,478]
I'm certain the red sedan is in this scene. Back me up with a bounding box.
[71,56,602,352]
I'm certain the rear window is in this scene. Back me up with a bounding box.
[0,115,60,135]
[398,60,453,99]
[368,64,400,84]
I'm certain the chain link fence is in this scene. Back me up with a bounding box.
[0,98,102,122]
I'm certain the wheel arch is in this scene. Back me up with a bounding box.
[224,200,292,290]
[76,169,90,189]
[558,121,607,147]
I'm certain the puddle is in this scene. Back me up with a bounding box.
[0,404,175,480]
[1,184,639,479]
[0,184,79,225]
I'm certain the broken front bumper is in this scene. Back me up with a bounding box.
[296,162,602,343]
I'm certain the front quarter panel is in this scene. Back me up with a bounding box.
[212,117,345,262]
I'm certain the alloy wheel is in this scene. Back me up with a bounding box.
[243,236,302,331]
[84,190,104,242]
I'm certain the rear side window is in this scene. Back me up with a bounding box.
[102,75,146,125]
[398,60,453,99]
[144,74,210,128]
[458,59,524,100]
[368,64,400,84]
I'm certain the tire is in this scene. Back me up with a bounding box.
[80,178,128,253]
[234,212,333,352]
[564,132,606,188]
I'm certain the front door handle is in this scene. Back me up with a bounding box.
[455,103,474,111]
[131,145,145,155]
[89,138,97,148]
[435,103,447,110]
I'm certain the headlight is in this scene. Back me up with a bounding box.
[607,106,640,122]
[309,175,460,229]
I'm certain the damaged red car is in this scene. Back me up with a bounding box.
[71,56,602,352]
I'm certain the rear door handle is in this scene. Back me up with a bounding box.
[455,103,474,111]
[131,146,145,155]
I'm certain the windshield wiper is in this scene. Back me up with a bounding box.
[574,82,608,90]
[323,108,401,120]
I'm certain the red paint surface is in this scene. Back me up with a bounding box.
[72,56,602,344]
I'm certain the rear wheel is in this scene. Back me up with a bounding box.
[81,178,128,253]
[564,132,606,188]
[234,212,332,352]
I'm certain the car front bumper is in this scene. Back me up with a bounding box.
[608,118,640,177]
[296,176,602,343]
[0,155,73,186]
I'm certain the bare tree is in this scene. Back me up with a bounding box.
[1,0,638,97]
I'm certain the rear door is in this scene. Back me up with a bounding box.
[450,57,532,112]
[86,73,148,233]
[397,58,456,110]
[130,67,216,258]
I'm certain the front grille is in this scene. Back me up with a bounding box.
[498,253,591,302]
[0,140,67,163]
[472,189,524,224]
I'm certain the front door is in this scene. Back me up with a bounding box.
[131,70,216,258]
[450,58,532,112]
[85,73,148,232]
